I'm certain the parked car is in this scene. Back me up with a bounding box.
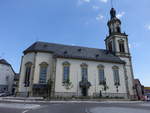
[0,92,11,97]
[0,93,6,97]
[147,97,150,101]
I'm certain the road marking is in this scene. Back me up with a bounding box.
[22,110,29,113]
[85,107,91,113]
[0,103,40,109]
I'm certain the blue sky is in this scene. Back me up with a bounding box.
[0,0,150,86]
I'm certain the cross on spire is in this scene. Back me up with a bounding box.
[111,0,113,8]
[110,8,116,19]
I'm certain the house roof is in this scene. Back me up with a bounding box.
[0,59,16,74]
[0,59,10,66]
[134,79,141,85]
[24,41,125,64]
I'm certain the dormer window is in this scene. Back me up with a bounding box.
[78,48,81,52]
[43,44,48,48]
[95,54,99,58]
[64,51,68,54]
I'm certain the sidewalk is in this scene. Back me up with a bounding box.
[0,97,143,104]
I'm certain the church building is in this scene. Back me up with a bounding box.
[18,8,135,99]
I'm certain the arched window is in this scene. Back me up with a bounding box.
[24,62,32,87]
[81,63,88,81]
[98,64,105,85]
[39,62,48,84]
[109,28,111,34]
[118,40,125,53]
[117,26,121,33]
[112,66,120,86]
[62,61,70,83]
[108,42,113,52]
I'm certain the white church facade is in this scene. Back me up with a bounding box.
[18,8,135,99]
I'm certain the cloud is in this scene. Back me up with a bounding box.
[129,42,141,49]
[96,14,104,21]
[71,44,76,46]
[129,44,131,49]
[147,25,150,30]
[77,0,91,5]
[144,24,150,31]
[116,12,125,19]
[85,21,90,25]
[92,5,100,10]
[99,0,108,3]
[81,0,91,3]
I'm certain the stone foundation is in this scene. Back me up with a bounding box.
[54,92,128,99]
[17,91,128,99]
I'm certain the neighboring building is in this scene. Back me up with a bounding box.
[0,59,15,94]
[144,87,150,98]
[13,73,20,95]
[19,8,135,99]
[133,79,144,100]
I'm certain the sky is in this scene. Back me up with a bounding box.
[0,0,150,86]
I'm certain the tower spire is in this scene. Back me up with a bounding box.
[107,6,121,35]
[110,8,116,19]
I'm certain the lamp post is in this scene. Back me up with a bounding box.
[95,73,97,97]
[77,72,79,97]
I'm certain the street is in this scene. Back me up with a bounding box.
[0,101,150,113]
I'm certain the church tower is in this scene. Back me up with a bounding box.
[105,8,135,99]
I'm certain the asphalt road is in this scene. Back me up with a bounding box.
[0,102,150,113]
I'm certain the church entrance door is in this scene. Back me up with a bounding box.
[82,88,88,96]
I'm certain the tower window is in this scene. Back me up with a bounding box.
[108,42,113,52]
[119,41,125,53]
[117,27,121,33]
[109,28,111,34]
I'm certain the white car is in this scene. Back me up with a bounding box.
[0,91,10,97]
[0,93,6,97]
[147,97,150,101]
